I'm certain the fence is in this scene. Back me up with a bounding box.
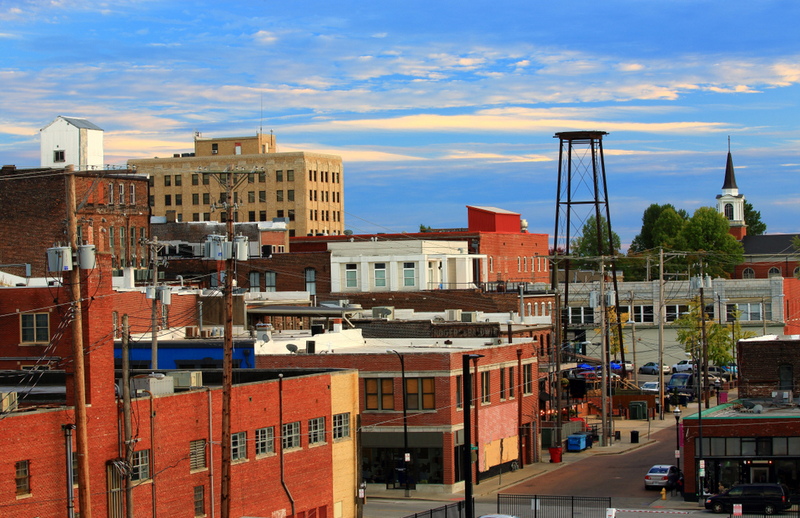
[400,500,469,518]
[497,494,612,518]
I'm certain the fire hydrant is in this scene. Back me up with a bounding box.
[661,488,666,500]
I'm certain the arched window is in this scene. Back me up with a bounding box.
[769,267,781,277]
[489,257,493,273]
[742,268,755,279]
[118,184,125,205]
[305,268,316,295]
[523,256,527,272]
[794,266,800,278]
[526,302,532,316]
[517,257,521,272]
[108,182,114,204]
[724,203,734,220]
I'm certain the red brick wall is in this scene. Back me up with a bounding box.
[784,278,800,335]
[738,340,800,398]
[734,261,800,279]
[336,290,555,314]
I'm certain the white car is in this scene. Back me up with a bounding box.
[641,381,659,394]
[672,360,694,373]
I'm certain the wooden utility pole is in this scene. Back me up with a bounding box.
[658,248,665,420]
[221,170,234,518]
[151,238,159,369]
[599,259,608,446]
[122,315,134,518]
[65,170,92,518]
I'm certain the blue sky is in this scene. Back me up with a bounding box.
[2,1,800,249]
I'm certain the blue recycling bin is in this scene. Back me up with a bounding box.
[567,433,588,452]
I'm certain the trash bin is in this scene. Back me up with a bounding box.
[549,446,562,463]
[664,398,671,412]
[614,430,621,441]
[631,430,640,444]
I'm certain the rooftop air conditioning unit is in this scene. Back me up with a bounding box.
[372,306,395,320]
[185,326,199,338]
[172,371,203,389]
[0,392,18,412]
[446,309,462,322]
[461,311,478,323]
[133,375,175,396]
[772,391,792,404]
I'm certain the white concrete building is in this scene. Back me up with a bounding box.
[40,116,104,169]
[328,240,487,293]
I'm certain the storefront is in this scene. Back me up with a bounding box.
[362,431,446,491]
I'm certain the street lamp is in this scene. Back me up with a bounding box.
[674,407,682,497]
[387,350,410,498]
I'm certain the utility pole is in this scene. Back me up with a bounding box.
[599,259,608,446]
[658,247,665,420]
[65,169,92,518]
[122,315,134,518]
[699,260,710,409]
[555,291,562,449]
[140,237,165,369]
[629,291,638,386]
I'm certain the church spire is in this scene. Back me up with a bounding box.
[722,135,738,191]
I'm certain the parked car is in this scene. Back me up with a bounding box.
[672,360,694,373]
[667,373,696,399]
[722,363,738,377]
[706,365,731,381]
[644,465,679,490]
[640,381,659,394]
[705,483,792,515]
[639,362,669,375]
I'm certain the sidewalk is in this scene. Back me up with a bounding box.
[368,390,736,509]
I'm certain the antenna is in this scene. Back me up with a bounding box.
[728,135,730,153]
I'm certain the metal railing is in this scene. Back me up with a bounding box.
[400,500,469,518]
[497,494,612,518]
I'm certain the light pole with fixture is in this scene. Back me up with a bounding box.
[462,353,484,518]
[674,407,682,498]
[387,349,410,497]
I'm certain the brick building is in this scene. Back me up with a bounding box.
[255,325,548,494]
[0,166,151,279]
[129,132,344,237]
[0,255,360,518]
[680,335,800,502]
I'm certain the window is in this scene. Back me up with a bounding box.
[500,368,506,399]
[249,272,260,293]
[456,375,463,409]
[309,190,313,201]
[374,263,386,287]
[118,184,125,204]
[287,189,294,201]
[724,203,734,220]
[259,191,266,203]
[164,175,171,187]
[276,170,283,182]
[309,417,325,445]
[333,413,350,440]
[193,213,200,222]
[769,267,781,277]
[231,432,247,461]
[192,193,199,205]
[282,421,301,449]
[523,364,533,394]
[265,271,276,292]
[54,150,65,162]
[21,313,48,343]
[202,173,210,185]
[203,213,210,221]
[247,172,254,183]
[345,263,358,288]
[365,378,394,410]
[194,486,205,517]
[248,191,255,203]
[15,460,30,495]
[288,209,295,221]
[132,450,150,481]
[255,427,275,455]
[481,372,490,403]
[175,194,183,206]
[190,440,206,470]
[192,174,199,185]
[211,143,218,154]
[108,182,114,204]
[164,194,172,206]
[508,367,515,398]
[287,170,294,181]
[276,190,284,202]
[259,210,266,221]
[174,174,182,186]
[741,267,756,279]
[130,184,136,204]
[203,193,210,205]
[403,262,416,287]
[407,378,435,410]
[305,268,316,295]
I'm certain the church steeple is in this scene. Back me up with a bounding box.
[716,137,746,240]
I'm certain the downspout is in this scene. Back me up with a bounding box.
[516,349,523,468]
[143,390,156,518]
[64,424,76,518]
[207,388,215,518]
[279,374,295,515]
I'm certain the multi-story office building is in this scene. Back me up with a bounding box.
[129,132,344,237]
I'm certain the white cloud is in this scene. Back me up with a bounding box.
[253,30,277,44]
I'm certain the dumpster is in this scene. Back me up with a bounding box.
[549,446,562,463]
[567,434,588,452]
[631,430,640,443]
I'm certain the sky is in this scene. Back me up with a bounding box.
[2,1,800,250]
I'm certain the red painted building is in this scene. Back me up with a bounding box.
[0,255,360,518]
[255,326,547,495]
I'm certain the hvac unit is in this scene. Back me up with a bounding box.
[255,323,273,342]
[461,311,478,323]
[132,374,175,396]
[372,306,395,320]
[185,326,199,338]
[0,391,18,412]
[47,246,73,272]
[172,371,203,389]
[772,391,792,404]
[200,329,212,338]
[445,309,462,322]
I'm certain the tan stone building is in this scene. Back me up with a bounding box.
[129,133,344,237]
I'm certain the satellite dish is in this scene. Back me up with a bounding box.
[286,344,298,354]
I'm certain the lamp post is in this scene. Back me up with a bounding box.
[462,353,484,518]
[387,350,410,498]
[674,407,682,498]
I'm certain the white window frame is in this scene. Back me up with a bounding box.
[190,439,206,470]
[308,417,326,445]
[333,413,350,440]
[108,182,114,204]
[403,262,416,287]
[374,263,386,288]
[255,427,274,456]
[130,184,136,205]
[231,431,247,461]
[282,421,301,450]
[264,271,276,292]
[21,313,49,344]
[132,450,150,482]
[118,184,125,205]
[345,263,358,288]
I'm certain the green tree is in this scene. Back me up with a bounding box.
[743,201,767,236]
[629,203,688,253]
[625,204,688,282]
[570,214,621,257]
[680,207,744,278]
[675,298,731,367]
